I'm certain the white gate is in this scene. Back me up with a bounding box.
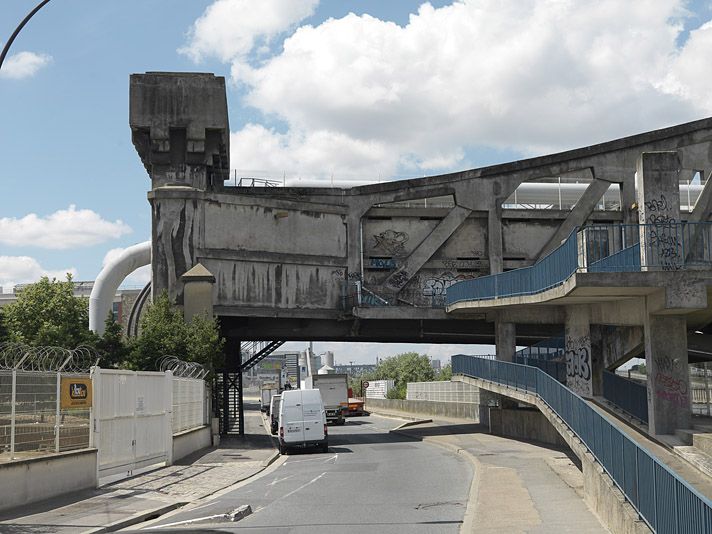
[92,367,173,479]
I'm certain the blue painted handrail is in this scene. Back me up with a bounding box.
[447,222,712,306]
[453,355,712,533]
[602,370,648,424]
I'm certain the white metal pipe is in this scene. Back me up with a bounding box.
[89,240,151,334]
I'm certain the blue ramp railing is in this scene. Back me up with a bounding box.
[602,370,649,425]
[447,222,712,306]
[447,229,579,304]
[453,355,712,534]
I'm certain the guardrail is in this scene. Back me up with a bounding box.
[452,355,712,533]
[447,229,579,304]
[446,222,712,306]
[602,370,648,424]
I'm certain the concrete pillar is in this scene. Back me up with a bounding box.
[644,312,691,435]
[589,325,604,396]
[636,152,682,270]
[495,320,516,362]
[565,305,593,398]
[181,263,215,322]
[487,207,504,274]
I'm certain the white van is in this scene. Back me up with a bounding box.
[278,389,328,454]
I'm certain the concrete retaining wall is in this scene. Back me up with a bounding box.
[172,425,211,462]
[489,407,568,448]
[366,398,480,421]
[0,449,97,513]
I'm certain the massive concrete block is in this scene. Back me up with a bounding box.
[130,72,229,190]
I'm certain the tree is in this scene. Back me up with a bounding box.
[374,352,435,399]
[438,363,453,381]
[0,308,8,342]
[127,292,224,371]
[95,313,129,368]
[3,275,93,348]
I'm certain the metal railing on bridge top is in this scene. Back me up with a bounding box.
[446,222,712,306]
[452,355,712,534]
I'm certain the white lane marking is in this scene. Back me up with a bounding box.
[152,513,228,528]
[254,471,328,516]
[324,453,338,464]
[285,454,336,465]
[268,474,296,486]
[279,472,327,501]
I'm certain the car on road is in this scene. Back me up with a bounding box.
[278,389,328,454]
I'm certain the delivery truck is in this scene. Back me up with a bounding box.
[260,382,279,413]
[304,373,348,425]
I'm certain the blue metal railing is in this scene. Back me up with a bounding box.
[447,222,712,306]
[447,229,579,304]
[514,336,566,383]
[452,355,712,533]
[602,370,648,424]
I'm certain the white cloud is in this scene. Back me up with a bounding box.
[102,247,151,288]
[179,0,319,62]
[0,256,76,292]
[0,205,132,250]
[205,0,712,182]
[0,51,52,79]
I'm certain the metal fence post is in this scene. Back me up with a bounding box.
[10,368,17,458]
[55,370,61,453]
[165,370,174,466]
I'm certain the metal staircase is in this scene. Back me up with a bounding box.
[214,340,286,435]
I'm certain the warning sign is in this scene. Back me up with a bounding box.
[60,377,92,409]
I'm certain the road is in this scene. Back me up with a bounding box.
[136,415,472,533]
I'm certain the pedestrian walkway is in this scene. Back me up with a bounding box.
[0,405,277,534]
[372,409,609,533]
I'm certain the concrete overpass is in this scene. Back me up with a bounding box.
[127,72,712,440]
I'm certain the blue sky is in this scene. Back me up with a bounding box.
[2,0,712,362]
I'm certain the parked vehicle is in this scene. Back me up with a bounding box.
[278,389,328,454]
[260,382,278,413]
[270,394,281,435]
[304,373,348,425]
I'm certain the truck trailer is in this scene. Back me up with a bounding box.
[304,373,348,425]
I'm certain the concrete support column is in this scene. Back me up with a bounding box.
[636,152,682,270]
[565,305,593,398]
[495,320,516,362]
[589,325,604,396]
[487,207,503,274]
[181,263,215,322]
[644,312,691,435]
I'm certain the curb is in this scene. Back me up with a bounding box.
[392,418,433,430]
[261,449,280,468]
[80,502,188,534]
[392,427,481,534]
[370,410,431,423]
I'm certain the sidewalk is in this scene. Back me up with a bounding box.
[371,407,610,533]
[0,405,277,534]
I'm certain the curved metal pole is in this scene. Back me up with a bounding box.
[0,0,52,73]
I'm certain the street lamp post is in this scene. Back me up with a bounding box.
[0,0,53,73]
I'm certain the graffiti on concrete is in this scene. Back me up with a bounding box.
[389,269,410,289]
[644,194,682,270]
[442,258,484,270]
[653,354,689,407]
[373,230,409,256]
[370,257,397,269]
[422,271,476,297]
[565,335,592,396]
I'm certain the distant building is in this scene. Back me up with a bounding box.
[334,364,377,376]
[430,359,441,371]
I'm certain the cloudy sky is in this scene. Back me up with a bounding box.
[2,0,712,363]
